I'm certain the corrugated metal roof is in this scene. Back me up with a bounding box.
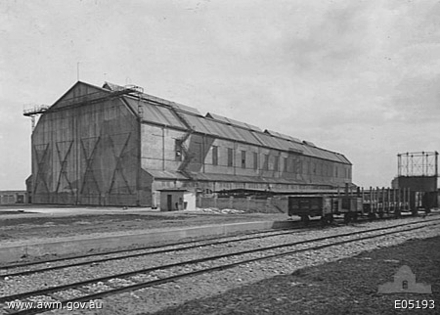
[105,81,201,116]
[265,129,301,143]
[181,113,212,134]
[301,144,350,164]
[232,127,262,146]
[170,102,201,115]
[206,112,262,132]
[303,140,316,147]
[105,82,350,165]
[206,112,229,124]
[183,113,262,146]
[124,98,186,129]
[244,122,263,132]
[251,132,284,150]
[155,106,185,127]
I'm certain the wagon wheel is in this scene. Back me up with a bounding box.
[343,213,351,224]
[352,212,358,222]
[326,214,334,224]
[368,212,376,222]
[301,215,310,226]
[320,216,327,227]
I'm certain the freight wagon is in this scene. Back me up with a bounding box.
[288,194,362,225]
[288,187,412,225]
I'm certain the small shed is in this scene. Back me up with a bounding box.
[158,189,187,211]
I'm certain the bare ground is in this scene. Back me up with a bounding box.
[0,207,288,242]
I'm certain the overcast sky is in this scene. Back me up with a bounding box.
[1,0,439,190]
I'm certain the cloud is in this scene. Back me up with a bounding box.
[1,0,440,189]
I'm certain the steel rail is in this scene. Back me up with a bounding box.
[0,221,323,277]
[0,211,421,272]
[0,213,420,278]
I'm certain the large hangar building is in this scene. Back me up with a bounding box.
[26,81,352,206]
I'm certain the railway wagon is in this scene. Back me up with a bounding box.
[340,195,363,222]
[288,194,363,225]
[288,195,339,225]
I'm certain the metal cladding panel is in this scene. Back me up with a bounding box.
[201,119,230,138]
[155,106,186,128]
[303,140,316,147]
[226,117,250,130]
[213,122,238,139]
[232,127,262,146]
[306,146,325,160]
[180,114,261,145]
[300,145,314,157]
[222,124,246,141]
[206,112,230,124]
[171,102,201,115]
[326,151,339,161]
[141,104,169,125]
[317,148,333,161]
[182,114,212,134]
[335,153,351,164]
[31,96,145,206]
[124,98,185,129]
[303,145,349,164]
[329,151,345,162]
[245,123,263,132]
[250,132,273,148]
[270,136,294,151]
[265,129,301,143]
[251,132,284,150]
[206,112,262,132]
[288,141,304,153]
[106,81,201,116]
[319,148,341,163]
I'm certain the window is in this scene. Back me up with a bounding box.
[263,154,269,170]
[274,156,279,171]
[212,146,218,166]
[175,140,182,161]
[284,157,288,172]
[227,148,233,167]
[253,152,258,170]
[241,150,246,168]
[194,142,202,163]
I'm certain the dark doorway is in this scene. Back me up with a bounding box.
[167,194,173,211]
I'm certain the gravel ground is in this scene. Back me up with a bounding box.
[154,235,440,315]
[1,216,439,315]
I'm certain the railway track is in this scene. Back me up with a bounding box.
[0,219,329,278]
[0,213,421,278]
[1,217,439,315]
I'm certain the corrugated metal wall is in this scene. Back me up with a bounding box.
[31,83,151,206]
